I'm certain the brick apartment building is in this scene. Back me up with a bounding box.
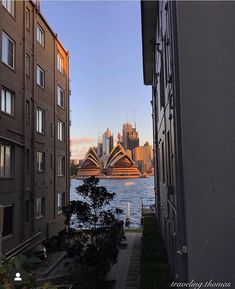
[0,0,70,258]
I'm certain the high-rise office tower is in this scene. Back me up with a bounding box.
[122,122,139,151]
[97,136,103,158]
[102,128,113,159]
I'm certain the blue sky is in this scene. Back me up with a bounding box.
[41,0,152,159]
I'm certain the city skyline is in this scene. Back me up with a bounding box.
[41,1,152,160]
[71,121,152,161]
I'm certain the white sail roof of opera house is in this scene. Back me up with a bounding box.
[80,147,101,169]
[104,143,135,169]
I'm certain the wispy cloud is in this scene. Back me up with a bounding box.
[70,137,96,160]
[70,137,96,145]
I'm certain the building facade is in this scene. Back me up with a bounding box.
[102,128,113,160]
[142,0,235,285]
[122,122,139,151]
[133,142,153,174]
[0,0,70,257]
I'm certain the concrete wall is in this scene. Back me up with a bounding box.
[177,1,235,283]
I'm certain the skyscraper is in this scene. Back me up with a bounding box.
[97,136,103,158]
[102,128,113,159]
[122,122,139,151]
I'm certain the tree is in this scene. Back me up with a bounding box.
[63,177,123,289]
[0,254,56,289]
[70,163,79,176]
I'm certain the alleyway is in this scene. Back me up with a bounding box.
[107,232,142,289]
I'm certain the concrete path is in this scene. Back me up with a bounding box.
[107,232,142,289]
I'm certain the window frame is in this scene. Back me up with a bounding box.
[57,155,65,177]
[57,85,65,108]
[36,197,45,219]
[2,31,15,69]
[0,145,14,178]
[57,52,64,74]
[1,87,14,116]
[57,192,65,214]
[25,7,30,31]
[36,151,45,173]
[25,53,30,78]
[36,23,45,47]
[36,65,45,88]
[2,0,15,17]
[57,120,65,141]
[36,107,45,134]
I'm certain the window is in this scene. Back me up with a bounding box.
[2,32,15,69]
[58,156,65,176]
[25,8,30,30]
[2,0,14,17]
[1,87,14,115]
[36,197,45,219]
[25,200,30,223]
[57,86,64,108]
[36,151,45,172]
[57,120,65,141]
[0,145,13,178]
[25,149,30,171]
[2,205,13,237]
[36,108,44,134]
[36,65,44,88]
[26,100,30,124]
[36,24,44,46]
[25,54,30,77]
[57,53,63,74]
[57,192,65,214]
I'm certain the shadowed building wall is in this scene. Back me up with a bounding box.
[0,0,70,257]
[142,0,235,284]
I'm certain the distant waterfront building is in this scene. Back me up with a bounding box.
[104,144,140,178]
[77,144,140,178]
[122,123,132,150]
[141,0,235,284]
[77,148,102,177]
[102,128,114,159]
[122,123,139,151]
[133,142,153,174]
[0,0,70,257]
[117,132,123,146]
[97,136,103,158]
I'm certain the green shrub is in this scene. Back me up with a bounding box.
[139,216,172,289]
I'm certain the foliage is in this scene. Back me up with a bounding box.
[70,163,79,177]
[138,216,172,289]
[63,177,123,288]
[0,254,56,289]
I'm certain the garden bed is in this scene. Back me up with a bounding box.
[139,216,172,289]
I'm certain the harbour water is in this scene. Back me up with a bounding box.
[70,176,155,228]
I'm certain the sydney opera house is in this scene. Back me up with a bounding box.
[77,144,141,178]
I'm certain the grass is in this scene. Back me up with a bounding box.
[139,216,172,289]
[124,227,143,233]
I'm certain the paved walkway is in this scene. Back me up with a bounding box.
[107,232,142,289]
